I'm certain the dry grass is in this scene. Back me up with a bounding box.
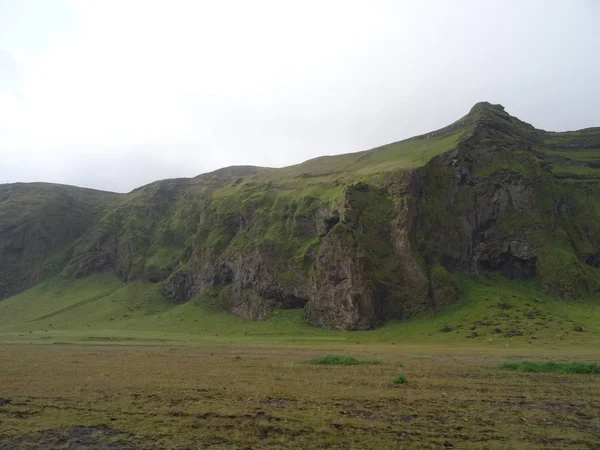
[0,344,599,449]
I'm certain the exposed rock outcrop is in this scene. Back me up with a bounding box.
[305,225,376,330]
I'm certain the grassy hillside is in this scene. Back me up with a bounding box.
[0,183,118,299]
[63,166,267,282]
[0,272,598,348]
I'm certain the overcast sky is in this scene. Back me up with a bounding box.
[1,0,599,193]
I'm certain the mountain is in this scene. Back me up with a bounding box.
[1,102,599,331]
[0,183,118,299]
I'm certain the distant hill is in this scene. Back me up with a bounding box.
[0,183,118,298]
[1,102,599,331]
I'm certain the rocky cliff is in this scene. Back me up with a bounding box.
[1,103,599,329]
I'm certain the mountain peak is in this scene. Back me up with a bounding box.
[469,101,505,114]
[417,102,511,140]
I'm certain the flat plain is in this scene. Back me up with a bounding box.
[1,343,599,449]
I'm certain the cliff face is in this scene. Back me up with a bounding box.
[63,167,266,282]
[159,104,599,329]
[412,104,600,299]
[2,103,599,330]
[182,181,432,330]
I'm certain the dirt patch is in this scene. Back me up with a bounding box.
[0,426,140,450]
[338,407,376,421]
[493,401,580,413]
[263,397,294,407]
[504,328,523,337]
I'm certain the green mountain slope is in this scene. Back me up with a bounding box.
[1,102,599,332]
[63,166,265,282]
[0,183,118,298]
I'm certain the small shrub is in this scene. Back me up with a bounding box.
[394,362,403,368]
[499,361,600,374]
[308,355,383,366]
[234,355,242,360]
[393,374,407,384]
[273,376,281,381]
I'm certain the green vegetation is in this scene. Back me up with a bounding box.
[308,355,383,365]
[499,361,600,374]
[0,271,598,348]
[552,165,600,179]
[0,123,467,304]
[392,374,408,384]
[3,343,599,449]
[0,183,117,298]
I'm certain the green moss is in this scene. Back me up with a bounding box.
[430,264,453,283]
[499,362,600,374]
[392,374,408,384]
[277,271,302,285]
[145,247,183,271]
[344,187,398,285]
[308,355,383,365]
[537,244,599,298]
[429,264,461,306]
[552,165,600,179]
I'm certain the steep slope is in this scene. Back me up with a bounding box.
[164,103,600,329]
[164,127,468,328]
[0,183,118,299]
[413,105,600,300]
[63,166,266,283]
[1,102,599,331]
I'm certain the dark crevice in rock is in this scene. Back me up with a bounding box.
[161,271,193,303]
[213,263,234,285]
[584,252,600,268]
[318,210,340,236]
[323,215,340,234]
[261,287,308,309]
[272,295,308,309]
[479,254,537,280]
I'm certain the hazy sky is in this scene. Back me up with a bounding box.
[1,0,599,192]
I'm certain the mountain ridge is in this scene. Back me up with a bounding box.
[1,102,599,330]
[4,102,596,194]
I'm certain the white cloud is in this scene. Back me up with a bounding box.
[0,0,599,192]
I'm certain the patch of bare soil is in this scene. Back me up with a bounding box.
[0,426,140,450]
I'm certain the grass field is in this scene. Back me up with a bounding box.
[1,344,599,449]
[0,272,599,349]
[0,272,599,448]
